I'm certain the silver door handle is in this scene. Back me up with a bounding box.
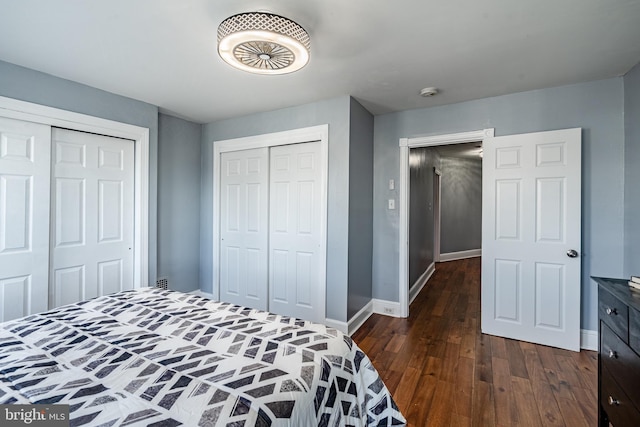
[566,249,578,258]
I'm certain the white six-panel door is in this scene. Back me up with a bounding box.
[220,148,269,310]
[0,117,51,322]
[481,128,581,351]
[50,128,134,308]
[269,141,324,322]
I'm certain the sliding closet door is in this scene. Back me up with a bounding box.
[50,128,134,307]
[0,117,51,322]
[220,148,269,310]
[269,141,324,322]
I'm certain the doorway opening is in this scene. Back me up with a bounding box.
[398,129,495,317]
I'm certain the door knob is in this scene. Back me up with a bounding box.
[566,249,578,258]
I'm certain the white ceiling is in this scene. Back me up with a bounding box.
[1,0,639,124]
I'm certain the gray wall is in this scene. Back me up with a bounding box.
[200,96,352,322]
[347,98,374,318]
[624,62,640,277]
[440,156,482,254]
[158,114,202,292]
[373,78,625,331]
[408,147,439,287]
[0,60,160,283]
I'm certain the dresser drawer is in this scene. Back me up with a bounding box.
[601,322,640,407]
[601,366,640,427]
[630,307,640,355]
[599,286,629,342]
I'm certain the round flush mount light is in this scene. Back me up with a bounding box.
[217,12,310,75]
[420,87,439,97]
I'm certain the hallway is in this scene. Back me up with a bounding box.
[352,258,598,427]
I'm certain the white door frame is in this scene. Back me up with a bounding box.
[212,125,329,315]
[399,128,494,317]
[0,95,150,288]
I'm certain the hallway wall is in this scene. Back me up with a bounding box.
[440,156,482,254]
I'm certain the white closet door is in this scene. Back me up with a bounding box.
[269,141,324,322]
[51,128,134,308]
[220,148,269,310]
[0,117,51,322]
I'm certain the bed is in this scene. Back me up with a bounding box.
[0,288,406,426]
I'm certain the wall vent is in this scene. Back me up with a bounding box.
[156,277,168,290]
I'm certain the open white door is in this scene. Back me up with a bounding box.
[481,128,581,351]
[0,117,51,321]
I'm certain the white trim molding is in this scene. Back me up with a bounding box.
[399,128,494,318]
[372,299,403,318]
[335,299,399,337]
[347,301,374,336]
[439,249,482,262]
[580,329,598,351]
[212,125,329,320]
[0,95,150,288]
[409,262,435,304]
[324,318,348,334]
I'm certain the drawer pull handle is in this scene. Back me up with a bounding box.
[608,349,617,358]
[608,396,620,406]
[606,307,618,315]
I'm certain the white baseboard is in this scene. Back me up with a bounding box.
[439,249,482,262]
[346,301,374,336]
[372,299,403,318]
[324,318,348,334]
[581,329,598,351]
[337,298,407,336]
[409,262,435,304]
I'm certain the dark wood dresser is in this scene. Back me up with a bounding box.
[593,277,640,427]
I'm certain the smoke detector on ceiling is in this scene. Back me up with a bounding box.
[420,87,439,97]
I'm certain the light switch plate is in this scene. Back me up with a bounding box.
[388,199,395,210]
[389,179,395,190]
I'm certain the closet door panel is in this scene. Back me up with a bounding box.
[219,148,269,310]
[51,128,134,307]
[269,141,323,322]
[0,117,51,322]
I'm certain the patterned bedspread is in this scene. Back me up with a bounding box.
[0,288,406,426]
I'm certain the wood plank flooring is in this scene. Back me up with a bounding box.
[352,258,598,427]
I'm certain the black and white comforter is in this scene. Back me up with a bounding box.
[0,288,405,426]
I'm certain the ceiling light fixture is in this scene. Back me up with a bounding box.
[217,12,310,75]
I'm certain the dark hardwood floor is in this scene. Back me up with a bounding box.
[352,258,598,427]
